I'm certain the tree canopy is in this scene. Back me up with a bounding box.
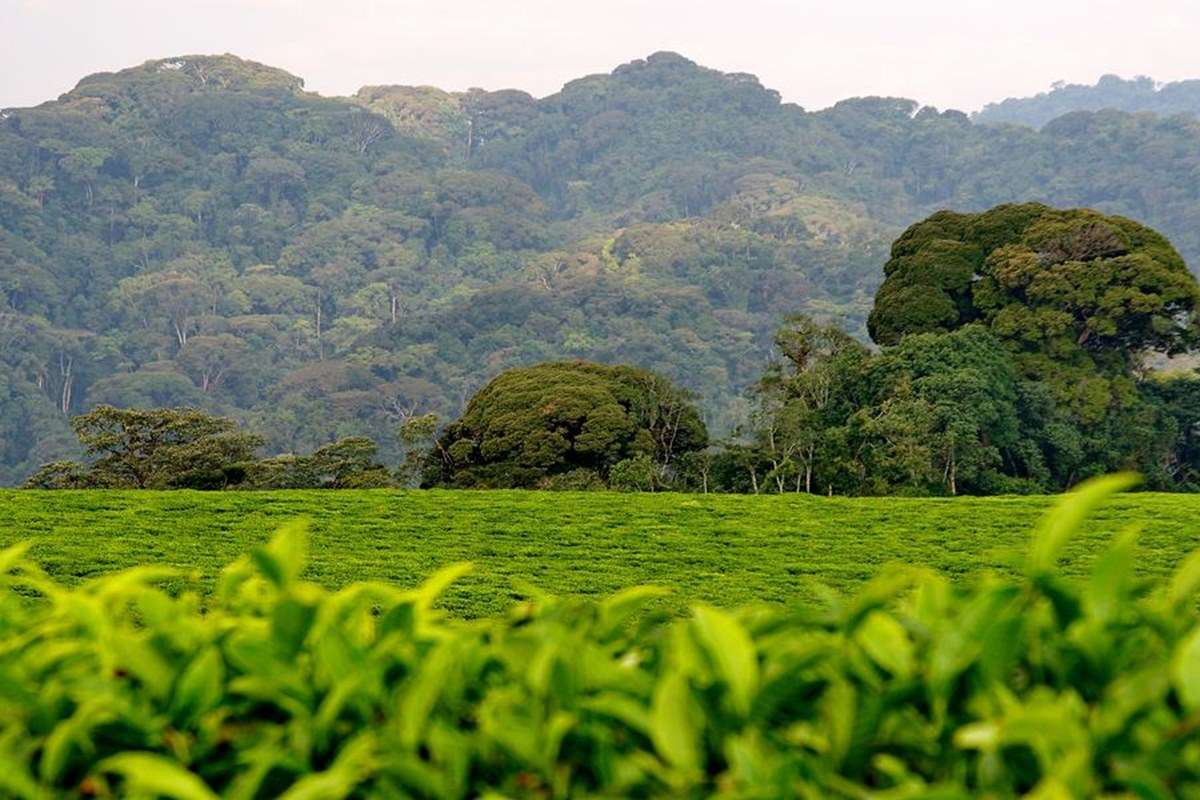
[7,54,1200,482]
[975,74,1200,128]
[22,197,1200,497]
[868,204,1199,353]
[429,361,707,488]
[24,406,389,490]
[25,406,263,489]
[728,206,1200,497]
[868,204,1200,421]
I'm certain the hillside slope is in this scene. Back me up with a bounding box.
[3,53,1200,482]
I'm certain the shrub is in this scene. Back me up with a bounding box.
[1,475,1199,797]
[242,437,391,489]
[21,461,95,489]
[537,468,607,491]
[609,453,657,491]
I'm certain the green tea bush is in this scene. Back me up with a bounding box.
[1,475,1199,798]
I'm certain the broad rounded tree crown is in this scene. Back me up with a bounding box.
[867,203,1200,357]
[431,360,707,488]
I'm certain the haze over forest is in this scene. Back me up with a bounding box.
[2,50,1200,483]
[5,0,1197,112]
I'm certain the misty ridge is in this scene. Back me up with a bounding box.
[2,49,1200,485]
[974,73,1200,128]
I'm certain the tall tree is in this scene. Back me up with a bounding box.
[62,406,263,489]
[751,316,868,493]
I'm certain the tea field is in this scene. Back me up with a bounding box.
[1,489,1197,617]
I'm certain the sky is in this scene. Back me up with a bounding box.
[2,0,1197,112]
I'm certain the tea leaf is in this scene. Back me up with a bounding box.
[650,671,701,775]
[1027,473,1139,575]
[597,585,670,638]
[252,519,310,587]
[692,604,759,717]
[1168,549,1200,607]
[96,753,218,800]
[410,561,472,611]
[1173,626,1200,710]
[271,595,318,657]
[855,610,914,680]
[1085,527,1138,623]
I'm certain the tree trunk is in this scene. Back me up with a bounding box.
[315,300,324,360]
[59,354,73,414]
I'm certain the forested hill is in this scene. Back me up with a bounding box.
[4,51,1200,484]
[975,74,1200,128]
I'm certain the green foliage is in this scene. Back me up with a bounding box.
[608,453,658,491]
[742,317,1035,495]
[1141,373,1200,489]
[733,207,1200,495]
[748,316,871,494]
[975,73,1200,128]
[867,324,1022,493]
[431,361,707,488]
[868,204,1199,361]
[9,53,1200,482]
[24,199,1200,496]
[2,478,1199,796]
[245,436,390,489]
[394,413,441,488]
[51,405,263,489]
[26,406,392,490]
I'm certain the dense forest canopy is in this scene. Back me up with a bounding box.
[4,52,1200,484]
[737,205,1200,497]
[975,74,1200,128]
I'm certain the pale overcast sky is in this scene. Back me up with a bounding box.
[2,0,1196,111]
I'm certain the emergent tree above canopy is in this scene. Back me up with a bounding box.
[868,203,1200,359]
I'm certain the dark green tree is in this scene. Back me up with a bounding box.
[394,413,441,488]
[429,361,707,488]
[871,204,1197,345]
[746,206,1199,496]
[306,437,390,488]
[32,406,264,489]
[867,325,1022,494]
[868,204,1199,424]
[1140,373,1200,489]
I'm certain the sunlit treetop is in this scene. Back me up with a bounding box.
[867,202,1200,361]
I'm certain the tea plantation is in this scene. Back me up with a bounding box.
[1,489,1198,616]
[4,477,1200,796]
